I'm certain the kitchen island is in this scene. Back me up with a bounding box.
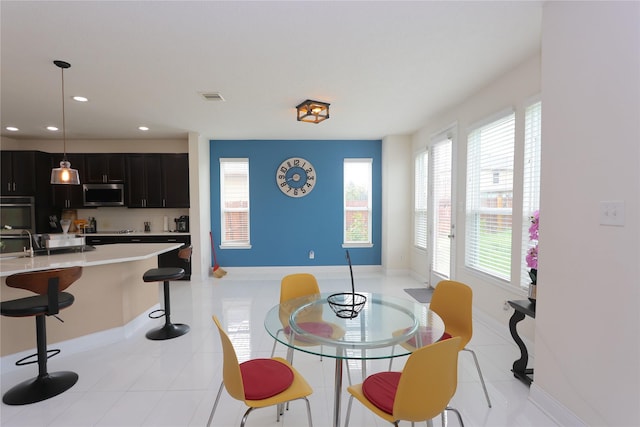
[0,243,182,357]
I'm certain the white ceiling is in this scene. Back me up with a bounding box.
[0,1,542,142]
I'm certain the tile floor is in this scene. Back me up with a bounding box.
[1,272,557,426]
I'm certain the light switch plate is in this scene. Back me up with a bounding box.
[599,201,625,226]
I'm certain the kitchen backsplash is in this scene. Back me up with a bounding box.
[75,207,189,233]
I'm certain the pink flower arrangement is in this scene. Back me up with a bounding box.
[526,210,539,284]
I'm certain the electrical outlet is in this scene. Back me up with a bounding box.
[600,200,625,226]
[309,250,315,260]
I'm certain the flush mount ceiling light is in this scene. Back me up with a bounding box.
[50,60,81,185]
[296,99,330,124]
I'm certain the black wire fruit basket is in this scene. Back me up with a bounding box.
[327,250,367,319]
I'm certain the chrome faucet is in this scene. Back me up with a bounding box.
[22,229,34,258]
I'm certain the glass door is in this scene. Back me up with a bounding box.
[429,132,455,287]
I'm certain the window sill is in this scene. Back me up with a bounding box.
[342,243,374,248]
[220,244,252,250]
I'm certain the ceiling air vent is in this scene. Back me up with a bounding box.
[200,92,225,101]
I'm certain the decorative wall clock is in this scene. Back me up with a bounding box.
[276,157,316,197]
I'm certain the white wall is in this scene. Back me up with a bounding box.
[381,135,412,275]
[410,54,541,340]
[532,2,640,425]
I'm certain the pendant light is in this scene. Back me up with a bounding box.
[50,60,80,185]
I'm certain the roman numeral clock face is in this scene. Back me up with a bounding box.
[276,157,316,197]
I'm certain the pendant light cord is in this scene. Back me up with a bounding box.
[60,64,67,162]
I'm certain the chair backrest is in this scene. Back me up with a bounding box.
[279,273,320,303]
[6,267,83,295]
[429,280,473,349]
[212,315,245,402]
[178,245,192,262]
[393,336,461,422]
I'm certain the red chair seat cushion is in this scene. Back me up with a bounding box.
[438,331,453,341]
[284,321,334,343]
[362,371,401,415]
[240,358,294,400]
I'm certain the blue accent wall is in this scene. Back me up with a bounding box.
[210,140,382,266]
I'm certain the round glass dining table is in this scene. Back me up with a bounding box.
[264,292,445,427]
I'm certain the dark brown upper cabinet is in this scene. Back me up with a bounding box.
[126,154,163,208]
[85,154,125,183]
[161,154,190,208]
[1,151,37,195]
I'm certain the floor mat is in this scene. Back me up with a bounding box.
[404,287,433,303]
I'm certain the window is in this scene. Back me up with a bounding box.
[465,111,515,281]
[414,150,428,249]
[520,101,542,287]
[220,158,250,247]
[344,159,372,246]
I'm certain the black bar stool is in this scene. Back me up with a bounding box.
[143,245,192,340]
[1,266,82,405]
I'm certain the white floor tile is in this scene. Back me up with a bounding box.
[1,273,557,427]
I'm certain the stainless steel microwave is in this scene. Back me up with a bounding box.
[83,183,125,206]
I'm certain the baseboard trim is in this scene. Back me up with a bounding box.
[211,265,383,280]
[530,383,586,426]
[1,303,160,374]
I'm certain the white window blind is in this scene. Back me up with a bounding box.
[520,101,542,287]
[465,112,515,280]
[414,150,428,249]
[344,159,372,245]
[220,158,250,246]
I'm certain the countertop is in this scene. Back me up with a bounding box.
[86,231,190,237]
[0,243,182,277]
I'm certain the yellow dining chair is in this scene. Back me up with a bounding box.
[208,315,313,427]
[390,280,492,408]
[270,273,346,362]
[345,337,464,427]
[430,280,491,408]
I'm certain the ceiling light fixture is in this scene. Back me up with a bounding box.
[50,60,80,185]
[73,96,88,102]
[6,126,19,132]
[47,126,58,131]
[296,99,330,124]
[138,126,149,131]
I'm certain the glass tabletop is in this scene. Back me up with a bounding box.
[264,292,445,360]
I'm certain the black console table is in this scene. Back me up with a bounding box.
[508,299,536,386]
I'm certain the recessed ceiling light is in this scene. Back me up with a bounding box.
[6,126,19,132]
[47,126,59,131]
[138,126,149,131]
[73,96,88,102]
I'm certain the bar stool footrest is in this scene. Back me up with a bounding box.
[15,349,61,367]
[2,371,78,405]
[148,309,166,319]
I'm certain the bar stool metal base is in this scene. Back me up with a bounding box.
[2,371,78,405]
[145,323,190,340]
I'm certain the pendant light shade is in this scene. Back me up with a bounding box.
[50,60,80,185]
[51,160,81,184]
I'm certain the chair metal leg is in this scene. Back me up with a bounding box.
[240,407,255,427]
[446,406,464,426]
[303,396,314,427]
[270,329,283,357]
[206,382,225,427]
[344,395,354,427]
[463,348,492,408]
